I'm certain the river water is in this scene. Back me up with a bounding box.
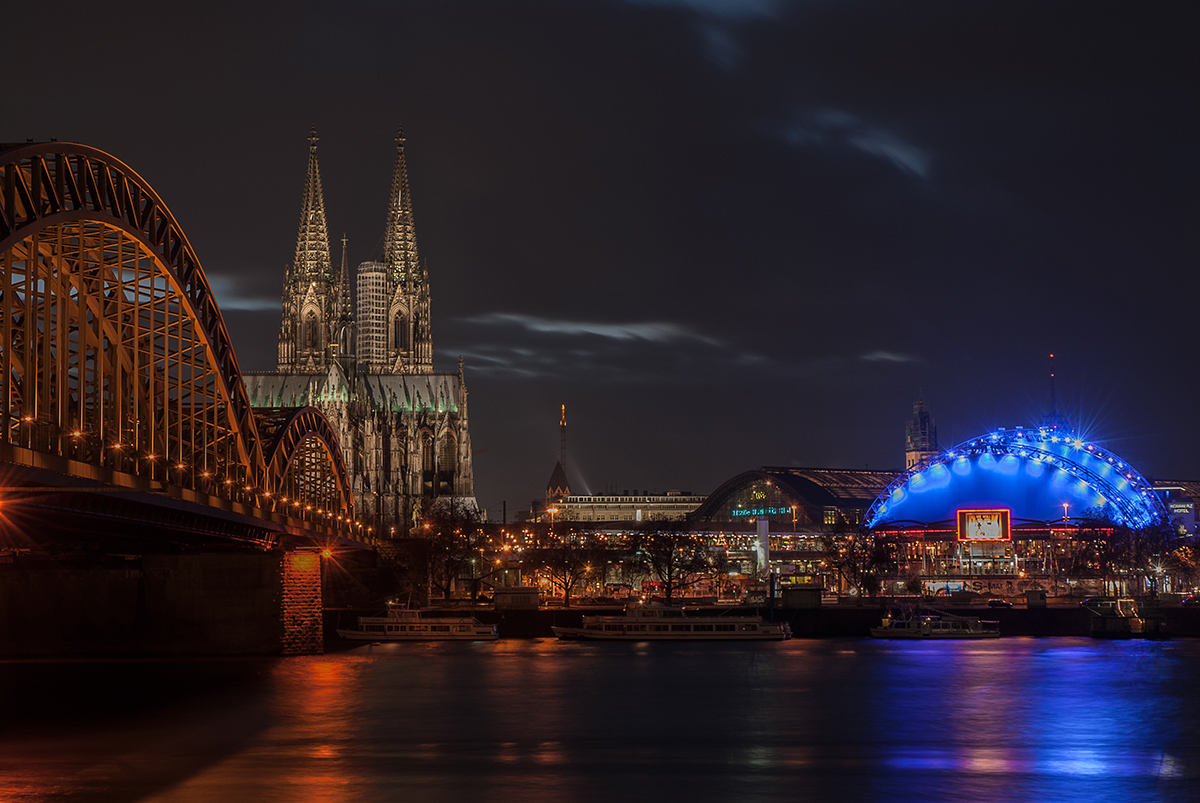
[2,637,1197,802]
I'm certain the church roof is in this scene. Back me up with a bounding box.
[242,367,461,415]
[360,373,460,414]
[547,460,570,499]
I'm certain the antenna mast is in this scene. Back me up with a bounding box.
[560,404,567,471]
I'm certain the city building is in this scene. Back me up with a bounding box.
[547,490,708,523]
[905,394,938,468]
[244,128,475,532]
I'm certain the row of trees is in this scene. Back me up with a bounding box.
[419,503,743,606]
[412,499,1196,604]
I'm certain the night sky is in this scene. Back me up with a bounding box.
[9,1,1198,518]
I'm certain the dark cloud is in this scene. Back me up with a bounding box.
[6,0,1198,515]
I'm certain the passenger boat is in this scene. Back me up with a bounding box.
[870,613,1000,639]
[551,605,791,641]
[336,604,498,641]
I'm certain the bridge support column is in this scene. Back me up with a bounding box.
[281,550,324,655]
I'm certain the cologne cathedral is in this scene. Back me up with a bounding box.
[243,128,475,532]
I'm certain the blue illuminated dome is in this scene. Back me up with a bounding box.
[864,426,1169,530]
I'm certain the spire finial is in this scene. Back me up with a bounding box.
[308,126,319,150]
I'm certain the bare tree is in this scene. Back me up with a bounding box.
[820,525,896,598]
[525,532,609,607]
[420,497,485,601]
[630,526,708,600]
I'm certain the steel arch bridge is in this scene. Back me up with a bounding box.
[0,141,366,541]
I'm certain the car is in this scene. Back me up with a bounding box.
[986,599,1013,608]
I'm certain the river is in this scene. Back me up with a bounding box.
[2,637,1197,802]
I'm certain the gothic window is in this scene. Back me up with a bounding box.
[438,434,457,492]
[421,432,435,495]
[394,314,407,351]
[304,312,319,349]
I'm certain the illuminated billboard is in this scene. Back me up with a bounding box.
[957,509,1010,541]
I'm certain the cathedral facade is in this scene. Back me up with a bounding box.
[244,129,475,533]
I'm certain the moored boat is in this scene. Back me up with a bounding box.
[551,604,791,641]
[870,612,1000,639]
[337,604,498,641]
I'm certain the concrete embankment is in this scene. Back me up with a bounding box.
[325,604,1200,641]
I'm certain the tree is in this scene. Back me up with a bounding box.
[630,527,709,600]
[420,497,485,601]
[820,526,896,598]
[525,532,609,607]
[1073,512,1180,596]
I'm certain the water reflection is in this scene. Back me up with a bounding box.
[1,639,1198,802]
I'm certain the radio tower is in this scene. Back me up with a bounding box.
[560,404,567,471]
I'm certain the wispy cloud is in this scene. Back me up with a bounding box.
[460,312,724,346]
[783,109,932,180]
[860,350,920,363]
[207,275,279,312]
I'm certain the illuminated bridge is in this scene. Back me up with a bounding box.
[0,141,375,654]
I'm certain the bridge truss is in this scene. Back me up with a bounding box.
[0,142,368,541]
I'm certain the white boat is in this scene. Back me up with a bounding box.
[551,605,791,641]
[870,613,1000,639]
[336,605,498,641]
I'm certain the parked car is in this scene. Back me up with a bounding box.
[986,599,1013,608]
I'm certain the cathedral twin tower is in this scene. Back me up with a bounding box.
[246,128,475,531]
[277,127,432,375]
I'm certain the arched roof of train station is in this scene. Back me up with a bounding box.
[691,467,899,525]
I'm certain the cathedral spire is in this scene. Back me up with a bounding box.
[293,126,332,282]
[383,126,420,284]
[335,233,353,322]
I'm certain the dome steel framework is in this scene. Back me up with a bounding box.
[864,426,1169,531]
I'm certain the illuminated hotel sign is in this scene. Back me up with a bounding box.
[957,509,1010,541]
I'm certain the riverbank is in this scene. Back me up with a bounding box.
[325,602,1200,640]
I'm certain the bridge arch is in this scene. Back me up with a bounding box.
[258,406,355,522]
[0,141,357,528]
